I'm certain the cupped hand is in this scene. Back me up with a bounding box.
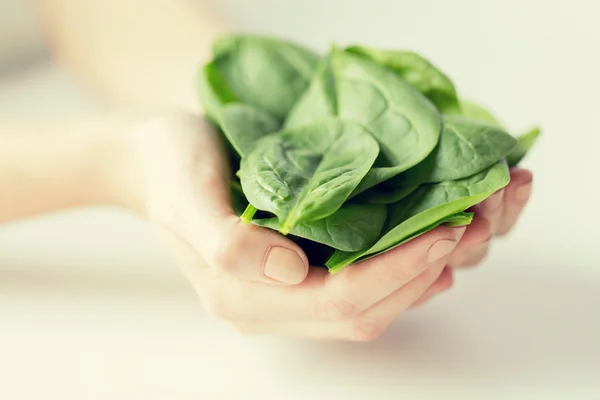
[410,167,534,308]
[122,111,471,341]
[449,167,533,268]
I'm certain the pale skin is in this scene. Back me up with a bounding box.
[0,0,533,341]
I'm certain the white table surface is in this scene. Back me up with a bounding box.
[1,56,599,399]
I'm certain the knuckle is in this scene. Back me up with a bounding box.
[200,284,237,320]
[212,220,244,274]
[348,318,385,342]
[462,245,489,267]
[201,295,231,319]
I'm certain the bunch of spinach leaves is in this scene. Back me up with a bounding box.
[198,34,540,273]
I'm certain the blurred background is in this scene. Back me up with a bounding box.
[1,0,599,399]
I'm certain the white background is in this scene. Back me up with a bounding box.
[1,0,599,398]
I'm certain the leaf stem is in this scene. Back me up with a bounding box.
[240,204,258,224]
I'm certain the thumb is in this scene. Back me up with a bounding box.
[143,113,310,285]
[181,125,308,284]
[204,212,310,285]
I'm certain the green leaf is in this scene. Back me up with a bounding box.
[240,119,379,234]
[284,58,337,129]
[287,50,442,195]
[506,126,541,167]
[325,161,510,272]
[211,34,321,119]
[253,203,387,252]
[346,46,460,113]
[444,212,475,227]
[457,99,503,127]
[219,103,281,157]
[353,184,418,205]
[390,114,517,186]
[334,51,442,194]
[197,61,238,124]
[326,211,474,275]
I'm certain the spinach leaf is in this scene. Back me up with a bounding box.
[353,184,418,205]
[346,46,460,113]
[389,114,516,186]
[326,161,510,272]
[506,127,541,167]
[197,61,238,124]
[284,58,337,129]
[212,35,321,119]
[253,203,387,251]
[456,100,541,167]
[457,99,503,127]
[444,212,475,227]
[219,103,281,157]
[240,119,379,234]
[287,50,442,195]
[326,211,474,274]
[334,51,442,193]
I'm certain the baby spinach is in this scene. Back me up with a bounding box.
[197,61,238,124]
[457,99,503,127]
[327,211,474,274]
[346,46,460,113]
[389,114,517,186]
[507,127,541,167]
[354,184,419,205]
[335,50,443,192]
[326,161,510,271]
[284,58,337,129]
[240,119,379,234]
[287,50,442,194]
[219,103,281,157]
[253,203,387,252]
[197,33,540,274]
[211,35,320,119]
[456,100,541,167]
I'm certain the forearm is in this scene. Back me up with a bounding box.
[35,0,229,111]
[0,116,137,222]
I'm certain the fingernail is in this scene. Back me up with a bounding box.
[263,247,307,284]
[426,227,465,263]
[514,183,532,202]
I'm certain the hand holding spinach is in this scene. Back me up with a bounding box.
[198,34,540,274]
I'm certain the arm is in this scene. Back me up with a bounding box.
[0,116,138,222]
[34,0,229,111]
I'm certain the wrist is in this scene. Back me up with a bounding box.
[84,114,146,213]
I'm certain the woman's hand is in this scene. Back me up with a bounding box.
[449,168,533,267]
[0,110,532,340]
[410,168,534,308]
[122,111,470,341]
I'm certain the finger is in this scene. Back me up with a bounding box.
[232,265,448,342]
[410,267,454,308]
[201,226,464,322]
[454,242,490,268]
[322,225,466,314]
[472,188,505,235]
[207,216,310,285]
[498,168,533,236]
[314,262,447,342]
[145,115,309,285]
[448,215,491,267]
[154,224,210,280]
